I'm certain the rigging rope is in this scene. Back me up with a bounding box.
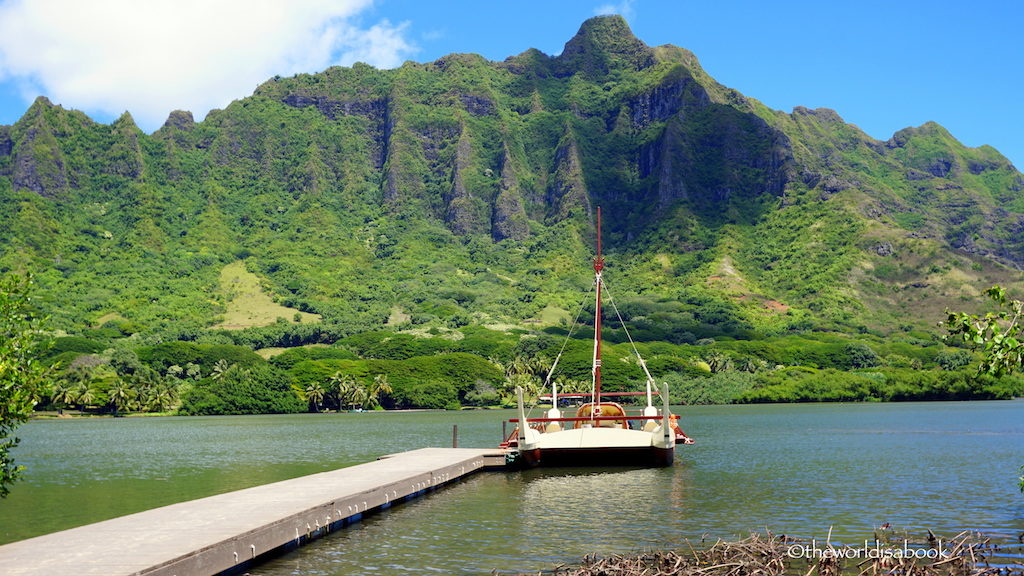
[543,277,596,390]
[524,278,597,420]
[602,278,658,399]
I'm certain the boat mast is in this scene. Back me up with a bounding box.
[592,206,604,403]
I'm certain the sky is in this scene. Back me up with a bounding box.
[0,0,1021,168]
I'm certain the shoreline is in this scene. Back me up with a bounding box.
[29,396,1024,421]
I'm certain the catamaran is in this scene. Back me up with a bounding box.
[502,207,693,468]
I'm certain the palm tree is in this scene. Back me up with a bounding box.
[526,355,551,377]
[347,386,368,411]
[328,372,354,411]
[364,374,393,410]
[73,384,96,411]
[66,366,98,411]
[305,381,326,412]
[50,380,75,414]
[184,363,202,380]
[556,377,591,395]
[107,378,132,416]
[704,351,733,374]
[129,370,161,412]
[211,359,231,380]
[736,356,767,373]
[146,386,175,413]
[504,355,531,377]
[503,373,540,404]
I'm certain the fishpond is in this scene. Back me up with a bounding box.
[2,401,1022,574]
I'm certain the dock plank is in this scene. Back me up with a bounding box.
[0,447,505,576]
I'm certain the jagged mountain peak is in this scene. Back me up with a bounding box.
[889,121,954,145]
[112,111,141,131]
[29,95,55,110]
[791,106,846,124]
[567,14,642,48]
[158,110,195,133]
[556,15,655,77]
[14,96,57,127]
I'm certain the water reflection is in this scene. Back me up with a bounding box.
[519,468,688,551]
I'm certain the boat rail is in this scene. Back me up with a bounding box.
[500,412,694,449]
[506,415,670,423]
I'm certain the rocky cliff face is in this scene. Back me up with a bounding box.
[12,15,787,242]
[0,17,798,241]
[1,15,1022,332]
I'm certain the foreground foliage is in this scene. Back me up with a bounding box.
[945,285,1024,495]
[945,285,1024,377]
[0,273,50,497]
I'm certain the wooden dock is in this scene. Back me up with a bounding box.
[0,447,507,576]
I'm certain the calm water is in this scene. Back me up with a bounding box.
[2,401,1022,574]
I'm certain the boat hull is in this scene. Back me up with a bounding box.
[515,445,674,468]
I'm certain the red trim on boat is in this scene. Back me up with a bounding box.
[507,415,672,423]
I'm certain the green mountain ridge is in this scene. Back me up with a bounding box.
[1,15,1022,343]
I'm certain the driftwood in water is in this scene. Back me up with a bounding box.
[502,531,1022,576]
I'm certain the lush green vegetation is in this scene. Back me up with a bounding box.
[179,364,304,415]
[24,320,1022,419]
[3,16,1024,417]
[3,16,1022,345]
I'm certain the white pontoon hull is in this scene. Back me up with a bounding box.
[515,426,674,467]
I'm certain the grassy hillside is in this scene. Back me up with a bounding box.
[214,260,320,329]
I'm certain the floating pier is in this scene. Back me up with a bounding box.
[0,447,506,576]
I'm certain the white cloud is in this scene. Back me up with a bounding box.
[594,0,636,20]
[0,0,416,131]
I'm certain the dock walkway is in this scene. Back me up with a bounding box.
[0,447,506,576]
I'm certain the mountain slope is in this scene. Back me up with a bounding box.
[0,15,1021,342]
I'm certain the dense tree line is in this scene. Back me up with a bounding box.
[23,320,1022,421]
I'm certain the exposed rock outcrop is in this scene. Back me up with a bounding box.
[547,130,591,221]
[444,126,489,235]
[627,65,709,129]
[491,148,529,241]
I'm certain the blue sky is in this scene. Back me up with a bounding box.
[0,0,1021,168]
